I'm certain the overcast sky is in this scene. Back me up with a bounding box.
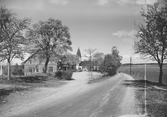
[0,0,163,64]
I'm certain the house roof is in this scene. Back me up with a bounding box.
[79,61,90,66]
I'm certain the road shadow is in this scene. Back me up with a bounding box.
[0,87,28,105]
[122,80,167,88]
[67,77,75,80]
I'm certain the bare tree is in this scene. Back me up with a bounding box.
[134,3,167,84]
[93,52,104,68]
[85,48,96,72]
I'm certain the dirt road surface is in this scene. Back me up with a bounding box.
[1,72,146,117]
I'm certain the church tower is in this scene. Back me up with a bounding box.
[76,47,82,70]
[76,47,82,61]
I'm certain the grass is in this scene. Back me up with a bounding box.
[119,64,167,85]
[88,72,115,84]
[1,73,62,84]
[88,75,110,84]
[121,64,167,117]
[122,79,167,117]
[0,86,29,105]
[0,73,67,105]
[146,89,167,117]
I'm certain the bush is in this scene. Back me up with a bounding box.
[11,75,47,83]
[55,71,63,79]
[62,70,73,80]
[99,53,121,76]
[55,70,73,80]
[106,66,117,76]
[12,64,24,75]
[77,68,82,72]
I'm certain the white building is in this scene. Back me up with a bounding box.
[22,54,57,75]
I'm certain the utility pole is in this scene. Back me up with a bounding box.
[144,63,147,80]
[144,0,148,115]
[130,57,132,75]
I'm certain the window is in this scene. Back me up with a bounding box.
[29,68,32,73]
[48,66,53,72]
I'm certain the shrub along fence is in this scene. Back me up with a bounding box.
[11,75,47,83]
[55,69,73,80]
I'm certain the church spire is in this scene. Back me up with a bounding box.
[76,47,81,58]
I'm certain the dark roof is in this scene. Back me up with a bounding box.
[76,47,81,58]
[79,61,90,66]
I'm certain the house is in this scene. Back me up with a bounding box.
[22,53,57,75]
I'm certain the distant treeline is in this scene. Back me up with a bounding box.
[122,63,167,66]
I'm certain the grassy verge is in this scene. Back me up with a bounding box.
[123,79,167,117]
[88,75,110,84]
[146,88,167,117]
[88,72,117,84]
[0,73,67,106]
[0,86,29,105]
[0,73,66,87]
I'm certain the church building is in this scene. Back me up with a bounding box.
[76,47,82,70]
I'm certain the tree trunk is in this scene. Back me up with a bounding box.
[158,63,163,84]
[7,60,11,80]
[43,57,50,73]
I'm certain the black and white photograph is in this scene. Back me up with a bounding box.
[0,0,167,117]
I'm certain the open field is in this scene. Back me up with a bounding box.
[119,64,167,85]
[121,64,167,116]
